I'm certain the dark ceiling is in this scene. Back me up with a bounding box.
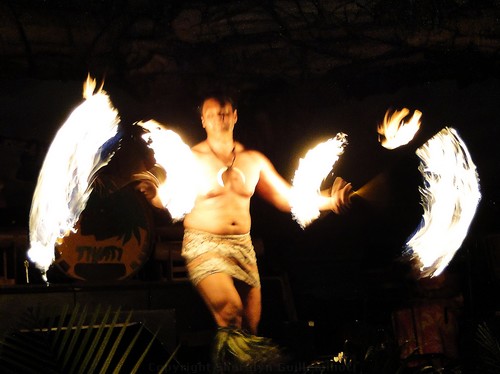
[2,0,500,95]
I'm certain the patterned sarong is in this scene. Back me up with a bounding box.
[181,228,260,288]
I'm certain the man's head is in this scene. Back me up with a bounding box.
[198,94,236,114]
[200,95,238,134]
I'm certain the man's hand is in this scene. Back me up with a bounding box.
[134,177,165,210]
[136,180,157,201]
[330,177,353,214]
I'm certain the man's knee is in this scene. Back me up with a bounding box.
[217,299,243,326]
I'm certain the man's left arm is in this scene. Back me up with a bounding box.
[254,153,293,212]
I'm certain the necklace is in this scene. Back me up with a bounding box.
[207,142,245,187]
[207,142,236,168]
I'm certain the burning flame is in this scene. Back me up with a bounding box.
[406,127,481,277]
[378,108,422,149]
[290,133,348,228]
[28,77,120,278]
[139,120,198,220]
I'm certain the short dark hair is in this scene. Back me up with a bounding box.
[197,93,237,114]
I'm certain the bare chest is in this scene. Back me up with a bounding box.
[195,153,259,198]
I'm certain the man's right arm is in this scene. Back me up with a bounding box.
[135,179,164,209]
[132,165,166,210]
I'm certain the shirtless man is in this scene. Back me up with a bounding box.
[138,95,352,336]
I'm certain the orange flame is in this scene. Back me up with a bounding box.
[82,74,105,99]
[290,133,348,228]
[28,76,119,278]
[138,120,198,220]
[378,108,422,149]
[406,127,481,277]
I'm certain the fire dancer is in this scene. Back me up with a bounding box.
[136,94,352,368]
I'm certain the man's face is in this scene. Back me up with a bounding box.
[201,98,237,133]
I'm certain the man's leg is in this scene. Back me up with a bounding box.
[235,281,261,334]
[206,279,282,370]
[196,272,244,328]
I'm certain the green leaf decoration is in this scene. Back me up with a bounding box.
[212,326,283,373]
[474,322,500,374]
[0,304,177,373]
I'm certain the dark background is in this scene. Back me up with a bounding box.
[1,0,500,370]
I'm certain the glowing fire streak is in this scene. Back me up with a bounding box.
[406,127,481,277]
[28,77,120,278]
[290,133,348,229]
[378,108,422,149]
[139,120,198,221]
